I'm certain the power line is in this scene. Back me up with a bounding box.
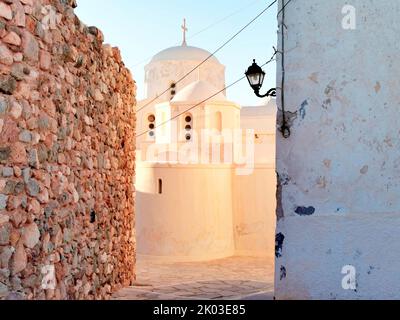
[132,0,264,68]
[136,0,278,114]
[189,0,263,39]
[136,52,277,139]
[277,0,293,17]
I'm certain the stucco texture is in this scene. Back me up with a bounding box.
[275,0,400,299]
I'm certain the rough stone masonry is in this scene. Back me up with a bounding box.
[0,0,136,299]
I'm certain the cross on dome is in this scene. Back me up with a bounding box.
[181,18,188,46]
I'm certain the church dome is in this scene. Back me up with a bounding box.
[172,80,226,103]
[151,45,220,64]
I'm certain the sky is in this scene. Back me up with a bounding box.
[75,0,278,106]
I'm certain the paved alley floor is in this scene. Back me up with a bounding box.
[112,255,274,300]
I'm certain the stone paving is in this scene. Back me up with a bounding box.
[112,255,275,300]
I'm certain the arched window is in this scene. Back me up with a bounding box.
[215,111,222,132]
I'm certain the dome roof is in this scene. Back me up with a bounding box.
[151,45,220,64]
[172,80,226,103]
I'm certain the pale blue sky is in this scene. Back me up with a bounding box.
[76,0,278,106]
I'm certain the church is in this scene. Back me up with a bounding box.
[135,21,277,262]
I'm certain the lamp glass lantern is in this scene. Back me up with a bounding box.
[245,58,289,137]
[245,59,266,92]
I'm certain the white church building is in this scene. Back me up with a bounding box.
[135,30,277,262]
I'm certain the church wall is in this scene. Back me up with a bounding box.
[241,111,276,164]
[136,104,157,149]
[136,100,278,261]
[145,60,225,99]
[232,165,276,259]
[136,163,235,261]
[0,0,136,299]
[204,103,240,132]
[233,112,276,259]
[276,0,400,299]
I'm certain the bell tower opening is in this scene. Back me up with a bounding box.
[158,179,163,194]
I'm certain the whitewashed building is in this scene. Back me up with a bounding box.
[135,33,277,262]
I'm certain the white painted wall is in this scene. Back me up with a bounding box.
[233,103,277,259]
[241,101,276,164]
[136,101,278,262]
[275,0,400,299]
[136,163,235,261]
[233,165,276,259]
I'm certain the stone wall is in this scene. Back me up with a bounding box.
[0,0,136,300]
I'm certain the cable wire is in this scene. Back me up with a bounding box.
[277,0,293,17]
[132,0,265,67]
[136,51,277,139]
[189,0,264,39]
[136,0,278,114]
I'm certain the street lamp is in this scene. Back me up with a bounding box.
[245,59,276,98]
[245,59,290,138]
